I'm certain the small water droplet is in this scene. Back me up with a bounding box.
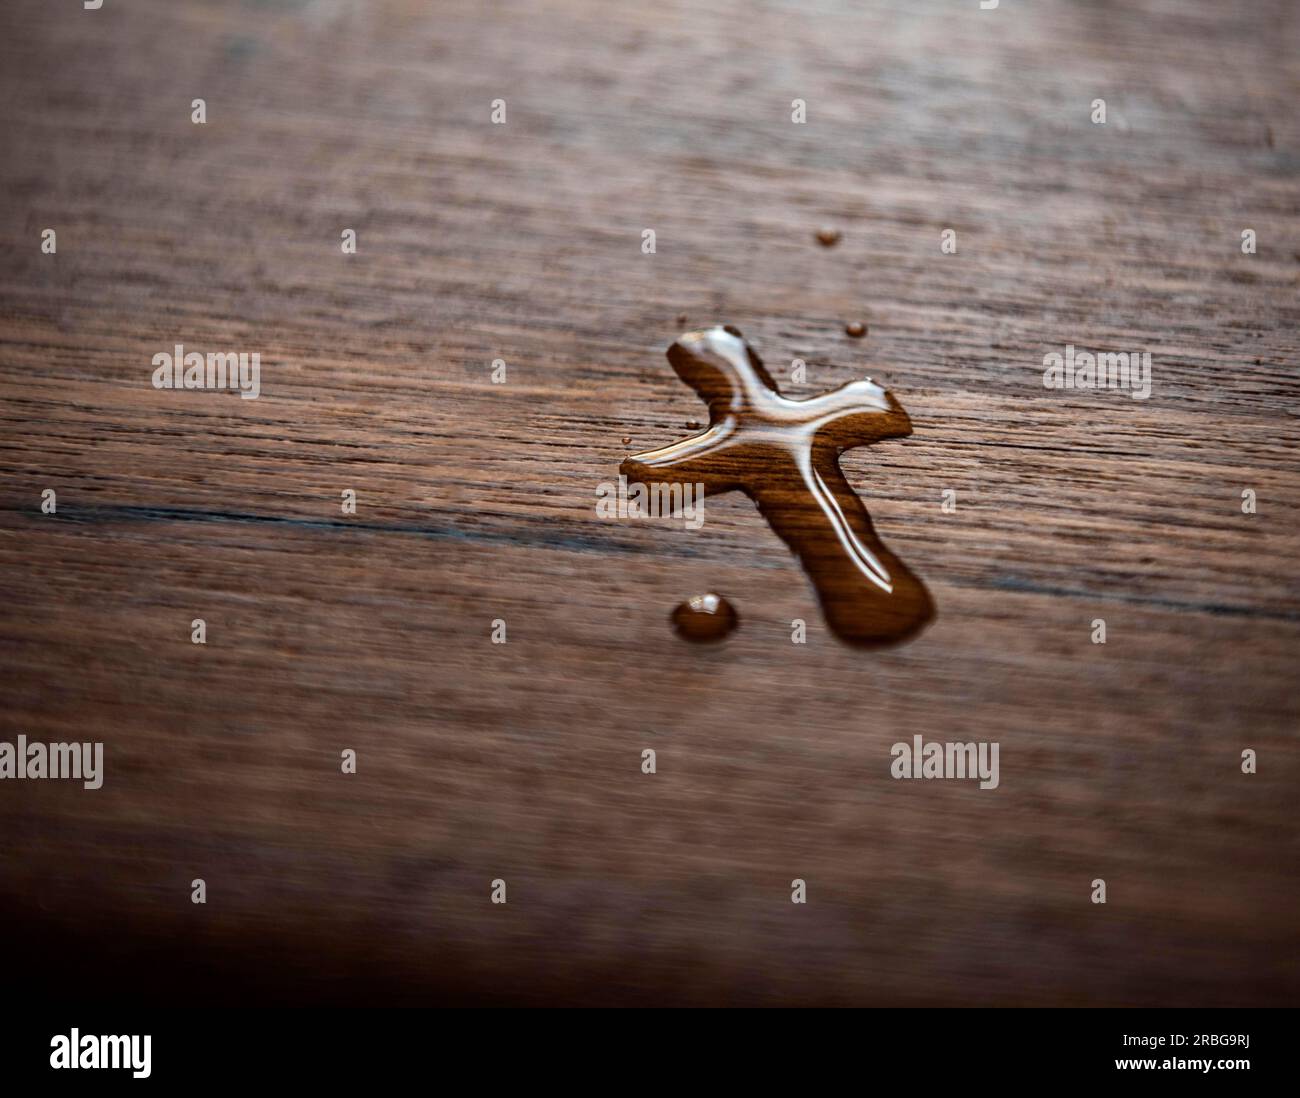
[622,436,632,445]
[845,321,867,338]
[685,419,701,430]
[815,227,842,247]
[671,593,738,643]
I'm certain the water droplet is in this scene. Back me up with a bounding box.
[621,326,933,647]
[622,436,631,445]
[845,321,867,338]
[671,593,738,643]
[685,419,701,430]
[815,227,842,247]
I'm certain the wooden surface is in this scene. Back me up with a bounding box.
[1,0,1297,1005]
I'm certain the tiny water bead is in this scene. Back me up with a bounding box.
[670,593,739,642]
[845,321,867,338]
[815,226,842,247]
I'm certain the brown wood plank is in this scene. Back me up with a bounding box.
[0,0,1296,1005]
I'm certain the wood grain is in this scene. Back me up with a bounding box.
[0,0,1296,1005]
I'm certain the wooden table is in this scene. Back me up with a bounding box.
[1,0,1296,1005]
